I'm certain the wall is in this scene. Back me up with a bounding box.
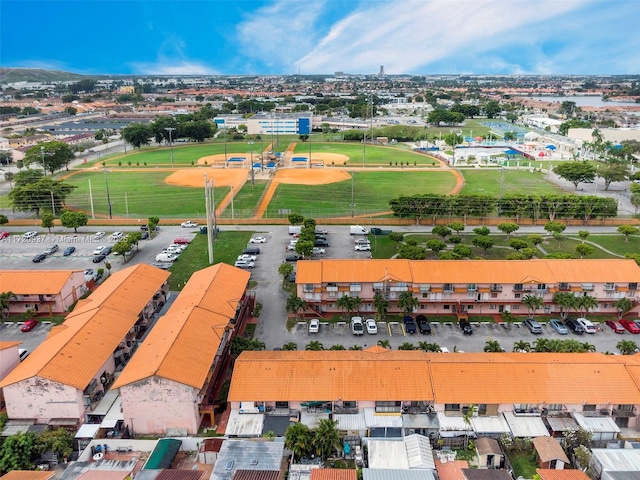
[4,377,82,422]
[119,377,199,435]
[0,345,20,380]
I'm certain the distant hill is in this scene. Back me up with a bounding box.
[0,68,89,85]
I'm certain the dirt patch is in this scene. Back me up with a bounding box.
[290,152,349,165]
[165,168,248,188]
[274,168,351,185]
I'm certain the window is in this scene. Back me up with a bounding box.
[328,291,336,298]
[558,282,569,290]
[490,304,497,310]
[422,293,429,298]
[491,293,498,298]
[514,294,520,299]
[547,404,563,411]
[350,283,361,292]
[326,283,338,292]
[512,305,519,310]
[445,404,460,412]
[583,404,596,412]
[373,282,384,290]
[617,404,634,412]
[375,401,401,413]
[303,284,314,293]
[343,401,356,408]
[419,284,431,292]
[514,284,523,291]
[275,401,289,409]
[467,283,477,292]
[443,283,453,292]
[467,305,474,310]
[467,292,476,299]
[537,283,546,291]
[444,305,450,310]
[630,283,638,291]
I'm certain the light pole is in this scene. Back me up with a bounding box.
[350,171,355,217]
[249,141,255,187]
[164,127,175,167]
[103,169,113,219]
[40,146,46,175]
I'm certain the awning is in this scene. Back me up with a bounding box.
[92,389,119,416]
[334,411,367,431]
[471,415,511,434]
[437,412,474,436]
[364,408,403,428]
[225,410,264,437]
[403,413,440,429]
[546,145,556,150]
[75,423,101,439]
[300,411,329,429]
[100,397,124,429]
[143,438,182,470]
[573,413,620,434]
[503,412,549,437]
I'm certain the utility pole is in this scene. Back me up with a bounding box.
[103,169,112,219]
[204,175,214,265]
[88,179,95,219]
[350,171,355,217]
[249,141,255,187]
[40,146,46,175]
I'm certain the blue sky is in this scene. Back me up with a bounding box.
[2,0,639,75]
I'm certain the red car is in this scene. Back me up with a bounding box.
[173,237,191,245]
[20,319,38,332]
[605,319,626,334]
[0,232,9,240]
[620,319,640,334]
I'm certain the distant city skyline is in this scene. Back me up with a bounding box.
[1,0,639,76]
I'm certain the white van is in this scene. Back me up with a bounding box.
[350,225,369,235]
[289,226,302,235]
[155,253,178,262]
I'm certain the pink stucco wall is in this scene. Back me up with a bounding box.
[4,377,83,423]
[0,346,20,381]
[119,377,199,435]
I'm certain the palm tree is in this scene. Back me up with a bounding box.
[513,340,531,353]
[352,296,362,315]
[553,292,578,320]
[286,294,307,320]
[398,291,419,316]
[312,419,341,460]
[617,340,639,355]
[285,423,314,461]
[349,345,363,350]
[0,291,15,319]
[305,341,324,351]
[581,342,596,353]
[337,294,357,320]
[282,342,297,351]
[576,295,598,316]
[615,298,633,319]
[398,342,416,350]
[533,338,551,352]
[418,341,441,352]
[522,294,544,319]
[249,339,266,350]
[373,292,389,321]
[563,339,585,353]
[377,339,391,349]
[329,344,346,350]
[484,339,504,352]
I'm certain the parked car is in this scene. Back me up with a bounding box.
[314,239,330,247]
[173,237,191,245]
[351,317,364,335]
[549,319,568,335]
[355,243,371,251]
[151,262,172,270]
[365,318,378,335]
[109,231,124,241]
[354,238,370,245]
[243,246,261,255]
[237,254,257,262]
[416,315,431,334]
[32,253,47,263]
[23,231,38,239]
[308,319,320,334]
[370,227,392,235]
[155,253,178,262]
[459,319,473,335]
[285,254,303,262]
[565,318,586,335]
[524,318,543,334]
[44,244,59,255]
[63,246,76,256]
[93,246,107,255]
[287,243,298,251]
[20,319,38,332]
[315,228,328,235]
[94,231,106,239]
[234,259,255,269]
[102,246,112,255]
[181,221,198,228]
[577,317,597,334]
[250,236,267,243]
[312,247,326,255]
[0,232,10,240]
[140,231,149,240]
[620,319,640,334]
[403,315,417,334]
[93,253,107,263]
[605,319,626,334]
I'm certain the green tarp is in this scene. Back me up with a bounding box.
[143,438,182,470]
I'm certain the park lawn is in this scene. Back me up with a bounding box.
[167,231,253,290]
[460,169,566,196]
[586,234,640,257]
[293,142,439,166]
[509,452,538,479]
[369,235,399,259]
[263,171,458,218]
[219,180,268,219]
[63,170,229,218]
[540,237,618,259]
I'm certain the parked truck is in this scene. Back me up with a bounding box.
[350,225,369,235]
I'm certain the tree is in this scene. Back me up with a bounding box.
[573,444,591,472]
[452,244,472,258]
[388,231,404,248]
[24,141,75,174]
[60,210,88,232]
[377,339,391,349]
[286,294,306,320]
[0,431,40,472]
[373,292,389,321]
[432,225,451,239]
[473,226,490,236]
[615,297,634,319]
[313,419,341,460]
[337,294,358,320]
[295,240,314,258]
[544,221,566,235]
[398,291,418,316]
[513,340,531,352]
[484,339,504,352]
[448,222,465,234]
[112,239,132,262]
[282,342,297,351]
[41,211,55,232]
[553,292,577,320]
[278,263,294,286]
[9,177,76,216]
[497,222,519,239]
[553,162,596,189]
[577,230,590,243]
[617,224,639,242]
[418,342,441,352]
[305,341,324,351]
[472,235,494,253]
[598,163,630,190]
[576,295,598,316]
[0,215,8,226]
[509,238,529,251]
[288,213,305,225]
[284,423,314,460]
[522,294,544,319]
[426,239,447,256]
[149,116,179,145]
[617,339,639,355]
[65,106,77,116]
[527,234,544,246]
[0,291,15,319]
[0,150,13,166]
[484,100,501,119]
[4,172,14,189]
[398,342,416,350]
[575,243,594,259]
[38,428,73,461]
[330,344,346,350]
[121,123,152,149]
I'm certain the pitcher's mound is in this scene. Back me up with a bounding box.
[274,169,351,185]
[165,168,248,188]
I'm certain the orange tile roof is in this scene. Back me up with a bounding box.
[228,350,434,402]
[435,459,469,480]
[0,341,22,350]
[228,351,640,405]
[0,264,169,390]
[0,270,84,294]
[310,469,357,480]
[296,259,640,285]
[113,264,250,389]
[536,469,590,480]
[0,471,55,480]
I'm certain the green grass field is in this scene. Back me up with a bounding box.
[219,180,268,219]
[263,171,458,218]
[293,142,439,166]
[586,234,640,256]
[460,169,566,196]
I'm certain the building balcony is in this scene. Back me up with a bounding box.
[513,407,541,416]
[612,407,637,417]
[489,285,503,292]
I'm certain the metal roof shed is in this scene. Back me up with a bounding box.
[143,439,182,470]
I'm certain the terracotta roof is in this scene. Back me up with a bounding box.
[296,259,640,285]
[0,270,84,295]
[0,341,22,350]
[310,470,357,480]
[462,470,512,480]
[532,436,570,464]
[0,264,169,390]
[228,349,434,402]
[435,459,468,480]
[155,471,205,480]
[232,471,281,480]
[229,351,640,405]
[0,471,55,480]
[536,469,590,480]
[77,472,131,480]
[113,264,250,389]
